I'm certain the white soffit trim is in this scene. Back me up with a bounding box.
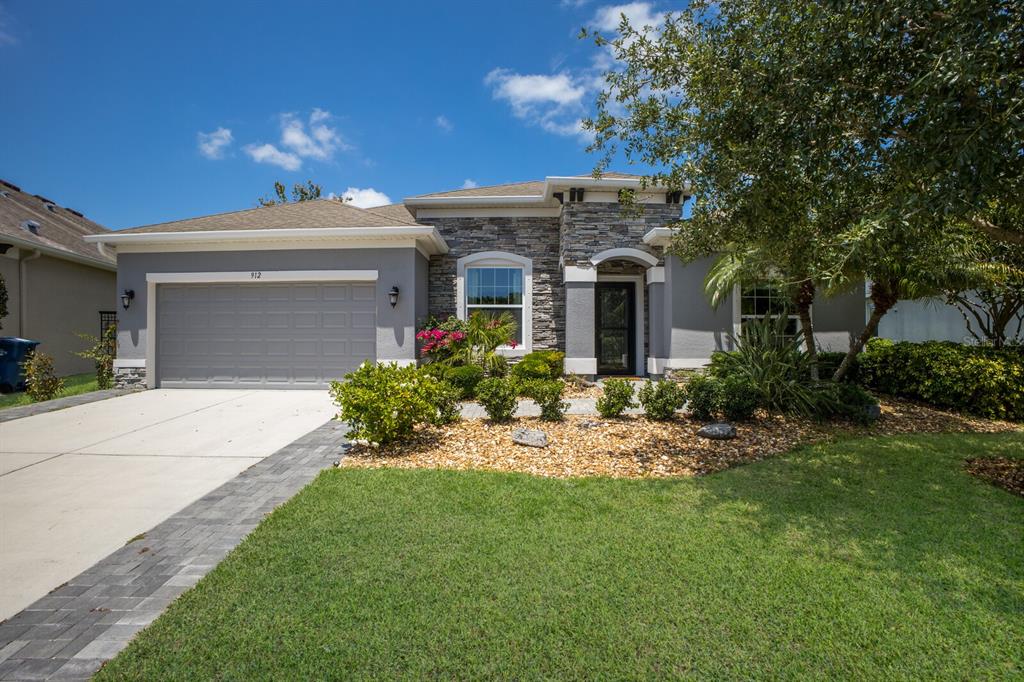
[85,226,449,256]
[564,265,598,283]
[415,207,561,219]
[564,357,598,375]
[2,233,115,271]
[146,270,379,284]
[591,247,659,268]
[646,266,666,284]
[641,227,673,248]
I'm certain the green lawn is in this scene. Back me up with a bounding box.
[0,372,99,410]
[98,432,1024,680]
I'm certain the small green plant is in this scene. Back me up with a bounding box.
[719,375,761,421]
[476,377,519,422]
[523,379,568,421]
[685,374,721,421]
[444,364,485,399]
[637,380,686,420]
[596,378,635,417]
[329,362,445,445]
[431,379,462,425]
[75,323,117,390]
[511,350,565,382]
[21,350,65,402]
[824,382,880,425]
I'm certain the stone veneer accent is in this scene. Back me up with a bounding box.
[559,201,681,267]
[427,216,564,350]
[113,366,146,389]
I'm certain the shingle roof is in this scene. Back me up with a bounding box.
[365,202,421,225]
[0,179,114,267]
[409,172,647,199]
[116,198,420,234]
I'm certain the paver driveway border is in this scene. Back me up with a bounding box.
[0,419,348,681]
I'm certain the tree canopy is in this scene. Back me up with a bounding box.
[258,180,325,207]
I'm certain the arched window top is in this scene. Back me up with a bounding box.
[457,250,532,271]
[590,247,659,268]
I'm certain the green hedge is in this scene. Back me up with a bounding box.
[858,339,1024,420]
[510,350,565,382]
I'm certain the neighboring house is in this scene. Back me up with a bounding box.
[86,173,865,389]
[0,179,117,377]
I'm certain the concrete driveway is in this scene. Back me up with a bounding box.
[0,389,336,620]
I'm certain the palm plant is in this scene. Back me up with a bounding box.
[448,311,518,375]
[711,315,822,415]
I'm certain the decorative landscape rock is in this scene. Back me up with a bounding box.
[512,428,548,448]
[863,403,882,422]
[697,423,738,440]
[578,420,605,429]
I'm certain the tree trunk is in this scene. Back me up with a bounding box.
[832,280,898,382]
[794,280,818,381]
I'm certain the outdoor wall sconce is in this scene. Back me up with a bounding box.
[121,289,135,310]
[388,286,400,308]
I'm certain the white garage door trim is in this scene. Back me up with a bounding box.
[144,270,378,389]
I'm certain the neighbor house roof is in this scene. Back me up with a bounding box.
[115,198,421,234]
[408,173,647,199]
[0,179,115,269]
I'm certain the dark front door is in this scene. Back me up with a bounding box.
[595,282,636,375]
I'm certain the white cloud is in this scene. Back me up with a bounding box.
[484,68,593,140]
[460,179,479,189]
[243,143,302,171]
[341,187,392,208]
[197,127,233,159]
[592,2,662,32]
[279,108,347,161]
[560,0,591,7]
[0,5,18,46]
[435,115,453,133]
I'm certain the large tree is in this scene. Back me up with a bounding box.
[584,0,1022,377]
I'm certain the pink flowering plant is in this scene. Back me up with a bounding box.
[417,312,518,374]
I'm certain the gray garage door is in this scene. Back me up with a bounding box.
[156,282,376,388]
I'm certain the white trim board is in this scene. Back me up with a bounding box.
[146,270,378,284]
[648,357,712,373]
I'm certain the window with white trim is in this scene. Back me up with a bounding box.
[740,284,799,338]
[466,267,524,344]
[456,251,533,351]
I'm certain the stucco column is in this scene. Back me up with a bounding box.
[563,266,597,377]
[645,266,667,376]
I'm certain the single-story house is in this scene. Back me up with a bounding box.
[0,179,117,377]
[85,173,865,389]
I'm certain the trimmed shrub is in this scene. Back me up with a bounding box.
[596,378,635,417]
[858,339,1024,420]
[431,379,462,425]
[511,350,565,382]
[445,364,485,399]
[75,323,117,390]
[637,380,687,421]
[21,351,64,402]
[329,362,448,445]
[523,379,568,421]
[685,374,721,421]
[476,377,519,422]
[822,382,880,425]
[719,375,761,422]
[816,351,858,382]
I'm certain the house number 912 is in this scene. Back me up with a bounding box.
[251,271,262,279]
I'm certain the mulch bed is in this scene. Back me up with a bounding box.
[340,397,1021,480]
[964,458,1024,497]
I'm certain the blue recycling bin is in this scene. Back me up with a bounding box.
[0,337,41,393]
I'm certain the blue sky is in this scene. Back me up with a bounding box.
[0,1,670,229]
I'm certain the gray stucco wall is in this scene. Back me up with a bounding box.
[115,248,422,368]
[814,285,866,352]
[665,255,735,361]
[0,255,21,336]
[427,216,563,350]
[15,254,115,376]
[564,282,595,360]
